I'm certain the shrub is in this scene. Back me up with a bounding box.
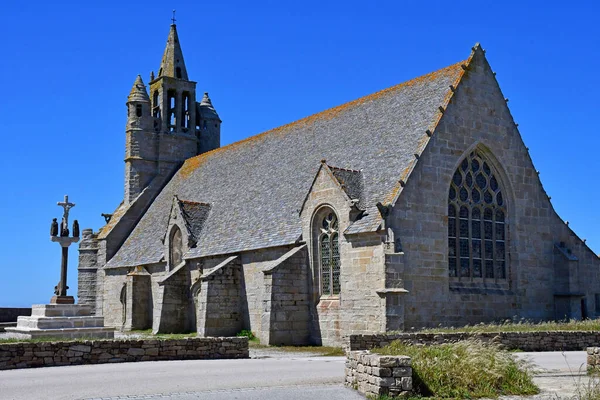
[236,330,256,341]
[374,339,538,398]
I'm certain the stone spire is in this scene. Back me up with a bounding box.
[128,75,150,103]
[157,24,188,80]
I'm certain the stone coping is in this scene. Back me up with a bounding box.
[347,330,600,352]
[0,336,248,370]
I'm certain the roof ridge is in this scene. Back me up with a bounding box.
[180,59,468,178]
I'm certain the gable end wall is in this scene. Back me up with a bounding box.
[391,49,600,329]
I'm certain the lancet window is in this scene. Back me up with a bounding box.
[319,212,340,296]
[169,225,183,268]
[448,151,507,281]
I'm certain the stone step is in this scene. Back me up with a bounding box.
[15,316,106,330]
[31,304,92,317]
[4,326,115,340]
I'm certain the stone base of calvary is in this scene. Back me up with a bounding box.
[6,196,114,339]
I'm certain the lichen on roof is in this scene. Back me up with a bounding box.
[108,55,468,267]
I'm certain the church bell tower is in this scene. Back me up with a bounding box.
[124,21,221,204]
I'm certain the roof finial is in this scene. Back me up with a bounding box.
[171,9,176,25]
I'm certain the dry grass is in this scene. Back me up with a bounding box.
[416,319,600,334]
[374,339,538,398]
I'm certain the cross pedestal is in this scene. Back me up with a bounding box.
[50,232,79,304]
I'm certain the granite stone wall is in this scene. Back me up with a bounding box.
[390,46,600,329]
[348,331,600,352]
[300,165,386,346]
[0,337,248,371]
[587,347,600,373]
[345,350,412,398]
[261,245,310,345]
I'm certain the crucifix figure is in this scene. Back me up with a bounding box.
[171,9,176,25]
[50,195,79,304]
[57,195,75,237]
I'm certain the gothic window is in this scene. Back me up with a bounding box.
[319,212,340,296]
[448,151,507,281]
[169,226,183,268]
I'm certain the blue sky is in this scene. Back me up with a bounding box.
[0,1,598,307]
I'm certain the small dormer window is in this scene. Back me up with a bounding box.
[169,225,183,268]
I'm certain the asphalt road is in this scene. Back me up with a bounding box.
[0,351,590,400]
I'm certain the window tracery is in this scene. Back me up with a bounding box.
[319,212,340,296]
[448,151,507,281]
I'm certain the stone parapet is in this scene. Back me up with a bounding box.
[345,350,412,397]
[347,331,600,352]
[0,337,248,370]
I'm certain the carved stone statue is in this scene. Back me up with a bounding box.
[101,213,113,223]
[60,219,69,237]
[50,218,58,237]
[72,220,80,237]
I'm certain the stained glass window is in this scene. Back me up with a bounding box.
[319,212,340,296]
[448,151,507,281]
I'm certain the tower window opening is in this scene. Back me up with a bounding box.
[176,67,182,79]
[169,112,176,132]
[152,91,159,108]
[182,92,190,129]
[135,104,143,117]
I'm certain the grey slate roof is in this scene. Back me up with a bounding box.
[107,59,467,267]
[329,165,364,208]
[178,200,211,244]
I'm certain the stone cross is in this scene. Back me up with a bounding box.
[57,195,75,235]
[50,195,79,304]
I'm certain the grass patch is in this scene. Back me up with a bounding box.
[374,339,538,398]
[415,319,600,334]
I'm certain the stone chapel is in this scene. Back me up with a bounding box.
[77,23,600,346]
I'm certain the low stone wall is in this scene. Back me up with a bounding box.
[0,308,31,323]
[0,337,248,370]
[588,347,600,373]
[345,350,412,398]
[348,331,600,352]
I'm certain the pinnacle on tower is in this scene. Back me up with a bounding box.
[157,24,188,80]
[128,75,150,103]
[199,92,220,120]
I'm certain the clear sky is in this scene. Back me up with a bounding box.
[0,1,598,307]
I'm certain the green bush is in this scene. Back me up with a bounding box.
[236,330,256,341]
[374,339,538,398]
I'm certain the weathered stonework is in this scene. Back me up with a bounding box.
[587,347,600,373]
[79,29,600,348]
[345,350,413,398]
[348,331,600,352]
[0,337,248,371]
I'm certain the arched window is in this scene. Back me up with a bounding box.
[448,151,507,281]
[319,212,340,295]
[169,226,183,268]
